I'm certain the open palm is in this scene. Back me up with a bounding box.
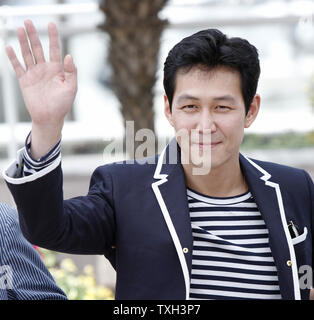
[6,20,77,126]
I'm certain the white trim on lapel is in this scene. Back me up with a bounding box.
[151,146,190,300]
[243,155,301,300]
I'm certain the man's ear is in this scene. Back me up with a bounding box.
[164,94,174,127]
[244,94,261,128]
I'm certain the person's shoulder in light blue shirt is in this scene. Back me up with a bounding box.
[0,203,67,300]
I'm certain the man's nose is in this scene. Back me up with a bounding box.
[196,111,217,133]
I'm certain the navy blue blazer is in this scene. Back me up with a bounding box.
[4,139,314,300]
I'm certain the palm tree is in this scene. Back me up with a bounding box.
[99,0,169,158]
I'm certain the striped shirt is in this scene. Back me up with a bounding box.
[0,203,67,300]
[187,188,282,300]
[21,132,61,177]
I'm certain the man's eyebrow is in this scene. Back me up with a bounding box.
[176,94,200,103]
[176,94,237,104]
[212,95,236,103]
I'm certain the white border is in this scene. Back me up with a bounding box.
[243,155,301,300]
[151,146,190,300]
[2,152,61,185]
[292,227,308,246]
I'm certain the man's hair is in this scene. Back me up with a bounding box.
[163,29,260,114]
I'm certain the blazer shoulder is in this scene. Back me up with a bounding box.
[90,154,159,183]
[251,157,303,173]
[247,156,312,184]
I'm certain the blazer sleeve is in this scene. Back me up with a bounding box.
[0,204,67,300]
[4,163,116,255]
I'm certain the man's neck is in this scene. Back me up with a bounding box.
[182,155,248,198]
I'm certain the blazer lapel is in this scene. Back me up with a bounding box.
[151,138,193,300]
[240,154,300,300]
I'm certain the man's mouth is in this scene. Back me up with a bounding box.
[195,142,221,148]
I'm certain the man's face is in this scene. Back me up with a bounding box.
[164,65,260,172]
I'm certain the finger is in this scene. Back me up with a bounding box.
[64,54,76,74]
[16,26,35,69]
[64,55,77,84]
[24,19,45,64]
[48,22,62,63]
[5,45,25,78]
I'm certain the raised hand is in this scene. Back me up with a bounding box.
[6,20,77,159]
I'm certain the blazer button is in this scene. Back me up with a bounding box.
[286,260,292,267]
[183,248,189,254]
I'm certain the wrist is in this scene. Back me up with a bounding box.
[30,122,63,160]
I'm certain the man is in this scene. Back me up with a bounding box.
[0,203,67,300]
[3,20,314,300]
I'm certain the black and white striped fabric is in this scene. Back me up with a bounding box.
[0,203,67,300]
[187,188,282,300]
[22,132,61,176]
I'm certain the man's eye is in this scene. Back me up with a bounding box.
[183,105,197,110]
[216,105,230,110]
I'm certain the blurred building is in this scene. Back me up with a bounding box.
[0,0,314,154]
